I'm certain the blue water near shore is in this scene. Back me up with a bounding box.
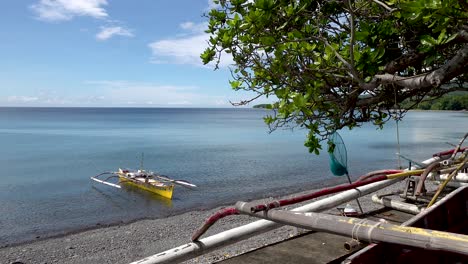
[0,107,466,246]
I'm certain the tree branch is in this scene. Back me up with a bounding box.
[384,52,427,74]
[229,93,265,106]
[365,44,468,90]
[372,0,396,12]
[348,0,356,72]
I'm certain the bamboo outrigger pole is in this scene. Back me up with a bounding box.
[235,202,468,256]
[90,176,121,189]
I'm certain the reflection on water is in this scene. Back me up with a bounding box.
[91,186,126,210]
[120,184,173,208]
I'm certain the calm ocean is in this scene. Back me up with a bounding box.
[0,107,466,246]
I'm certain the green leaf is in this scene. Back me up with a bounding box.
[374,47,385,60]
[200,49,216,64]
[264,115,274,125]
[436,29,446,44]
[440,33,458,44]
[420,35,436,46]
[260,36,276,45]
[324,45,335,60]
[201,0,466,155]
[293,94,305,108]
[229,80,242,89]
[355,31,369,41]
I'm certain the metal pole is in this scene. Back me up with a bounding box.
[346,173,364,214]
[371,194,421,215]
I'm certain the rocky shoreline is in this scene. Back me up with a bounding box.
[1,180,433,264]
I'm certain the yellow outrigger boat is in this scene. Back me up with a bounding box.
[117,168,175,199]
[91,168,196,199]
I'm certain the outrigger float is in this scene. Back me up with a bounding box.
[91,168,196,199]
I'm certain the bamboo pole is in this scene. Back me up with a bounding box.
[235,203,468,255]
[90,177,121,189]
[371,194,422,214]
[448,133,468,161]
[427,155,468,207]
[243,170,423,215]
[439,171,468,182]
[444,181,468,188]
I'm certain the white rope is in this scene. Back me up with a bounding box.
[394,87,402,169]
[351,219,369,243]
[367,219,386,244]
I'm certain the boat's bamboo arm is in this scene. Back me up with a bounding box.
[90,177,121,189]
[154,174,197,188]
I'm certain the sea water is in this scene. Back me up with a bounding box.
[0,107,466,245]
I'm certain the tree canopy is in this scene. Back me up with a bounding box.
[202,0,468,153]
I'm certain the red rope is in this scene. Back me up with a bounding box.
[192,174,393,241]
[356,169,403,182]
[192,167,428,241]
[249,175,389,213]
[192,207,239,241]
[190,149,464,241]
[433,147,467,157]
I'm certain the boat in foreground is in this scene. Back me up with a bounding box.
[91,168,196,199]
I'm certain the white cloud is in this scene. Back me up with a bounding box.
[148,26,233,67]
[206,0,220,11]
[180,22,195,30]
[7,96,39,103]
[179,21,208,33]
[146,1,233,67]
[148,34,209,66]
[96,26,134,41]
[31,0,108,22]
[87,80,229,106]
[215,99,229,106]
[167,100,192,105]
[2,81,272,107]
[4,93,106,106]
[31,1,134,42]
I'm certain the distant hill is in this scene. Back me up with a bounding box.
[403,92,468,110]
[253,104,270,109]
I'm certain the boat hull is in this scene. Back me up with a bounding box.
[118,175,174,199]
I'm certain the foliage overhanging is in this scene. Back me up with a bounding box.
[202,0,468,153]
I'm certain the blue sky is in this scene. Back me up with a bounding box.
[0,0,266,107]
